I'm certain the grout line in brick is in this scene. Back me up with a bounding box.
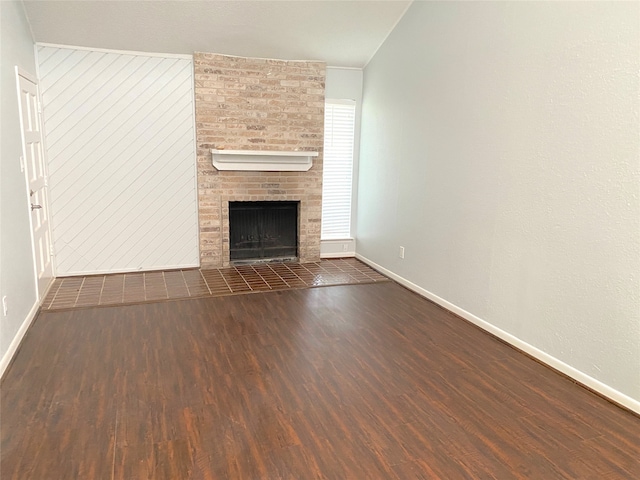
[210,268,232,295]
[250,266,273,290]
[230,266,253,292]
[198,269,213,295]
[283,263,308,286]
[73,277,86,308]
[44,280,63,310]
[181,270,194,297]
[97,275,106,305]
[267,264,291,288]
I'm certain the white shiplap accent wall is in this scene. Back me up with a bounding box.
[37,46,199,275]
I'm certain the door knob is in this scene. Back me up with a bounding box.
[31,204,42,211]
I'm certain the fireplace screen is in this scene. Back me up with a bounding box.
[229,201,299,262]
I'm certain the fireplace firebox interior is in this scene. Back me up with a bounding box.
[229,201,299,262]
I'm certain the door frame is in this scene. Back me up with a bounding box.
[15,66,56,300]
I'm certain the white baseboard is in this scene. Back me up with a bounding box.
[320,238,356,259]
[321,252,356,259]
[356,253,640,415]
[0,300,39,379]
[0,278,55,379]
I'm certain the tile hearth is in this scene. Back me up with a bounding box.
[42,258,389,311]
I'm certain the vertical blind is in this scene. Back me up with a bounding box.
[322,100,356,239]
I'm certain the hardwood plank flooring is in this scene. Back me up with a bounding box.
[2,282,639,479]
[41,258,388,311]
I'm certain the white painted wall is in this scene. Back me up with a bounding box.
[0,1,39,376]
[321,67,363,257]
[358,2,640,406]
[37,45,200,275]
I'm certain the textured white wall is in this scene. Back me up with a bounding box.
[358,2,640,403]
[38,46,199,275]
[0,1,39,374]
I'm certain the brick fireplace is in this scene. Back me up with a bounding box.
[194,53,326,267]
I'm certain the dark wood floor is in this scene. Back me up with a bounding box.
[2,283,639,479]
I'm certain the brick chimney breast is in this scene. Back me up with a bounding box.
[194,53,326,267]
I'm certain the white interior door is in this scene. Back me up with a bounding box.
[16,67,54,299]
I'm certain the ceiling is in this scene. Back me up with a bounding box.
[22,0,412,68]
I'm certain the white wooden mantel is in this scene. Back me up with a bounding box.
[211,149,318,172]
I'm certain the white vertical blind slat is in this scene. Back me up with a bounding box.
[322,101,356,239]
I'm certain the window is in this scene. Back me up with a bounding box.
[322,100,356,239]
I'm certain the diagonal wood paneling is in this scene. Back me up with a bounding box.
[38,46,199,275]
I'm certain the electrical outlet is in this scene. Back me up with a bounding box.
[342,243,348,252]
[399,246,405,259]
[2,296,7,316]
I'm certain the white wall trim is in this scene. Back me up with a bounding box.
[15,66,43,301]
[31,54,57,280]
[18,63,58,286]
[326,66,363,71]
[15,65,36,83]
[35,42,193,59]
[356,253,640,416]
[0,300,39,379]
[321,238,356,258]
[321,252,356,259]
[1,277,55,379]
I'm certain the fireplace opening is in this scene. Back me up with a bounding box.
[229,201,299,262]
